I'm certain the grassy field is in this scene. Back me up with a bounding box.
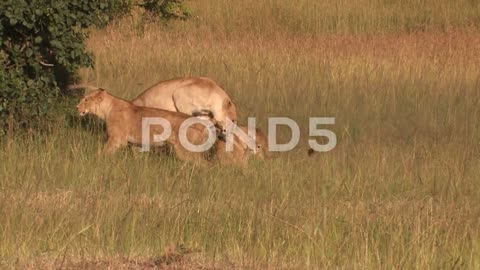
[2,1,480,269]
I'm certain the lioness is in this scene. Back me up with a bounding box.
[76,89,215,164]
[214,127,270,165]
[132,77,237,132]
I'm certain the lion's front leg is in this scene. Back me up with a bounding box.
[103,137,127,154]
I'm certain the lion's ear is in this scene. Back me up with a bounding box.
[223,99,232,109]
[97,88,107,101]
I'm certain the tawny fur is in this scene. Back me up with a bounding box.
[214,126,270,166]
[77,89,213,165]
[132,77,237,132]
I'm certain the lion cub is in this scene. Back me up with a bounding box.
[76,89,214,164]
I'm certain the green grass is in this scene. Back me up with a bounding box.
[2,1,480,269]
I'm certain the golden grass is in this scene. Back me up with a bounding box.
[186,0,480,34]
[2,1,480,269]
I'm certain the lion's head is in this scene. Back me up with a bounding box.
[220,99,238,134]
[224,99,238,124]
[234,127,270,159]
[254,128,270,159]
[76,89,108,118]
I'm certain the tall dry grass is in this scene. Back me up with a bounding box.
[1,1,480,269]
[180,0,480,35]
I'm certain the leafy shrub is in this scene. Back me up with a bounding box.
[141,0,191,20]
[0,0,190,135]
[0,0,113,133]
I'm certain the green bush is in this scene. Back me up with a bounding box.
[141,0,191,20]
[0,0,190,134]
[0,0,114,133]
